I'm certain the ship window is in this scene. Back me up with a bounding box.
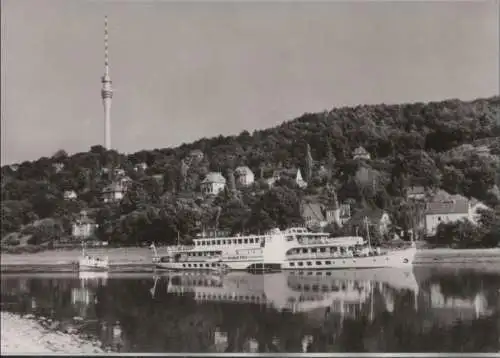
[298,262,304,266]
[212,263,216,267]
[302,248,308,253]
[188,264,192,267]
[238,239,242,244]
[193,264,197,267]
[244,239,248,244]
[182,264,186,267]
[316,261,322,265]
[325,261,331,265]
[290,262,295,267]
[320,248,326,253]
[211,240,216,245]
[306,261,312,266]
[311,248,317,253]
[255,238,260,243]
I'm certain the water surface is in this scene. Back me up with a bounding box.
[1,266,499,353]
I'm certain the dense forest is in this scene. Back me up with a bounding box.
[1,96,500,249]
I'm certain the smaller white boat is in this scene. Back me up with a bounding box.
[78,241,109,272]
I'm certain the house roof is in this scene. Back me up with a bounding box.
[301,202,325,222]
[235,166,253,176]
[407,186,426,195]
[348,208,387,225]
[354,146,368,155]
[102,182,126,193]
[272,168,300,178]
[202,172,226,184]
[189,149,204,156]
[425,197,469,215]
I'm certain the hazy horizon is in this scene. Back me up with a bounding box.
[2,0,498,165]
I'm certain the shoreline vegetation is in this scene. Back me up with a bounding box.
[1,247,500,273]
[0,312,105,354]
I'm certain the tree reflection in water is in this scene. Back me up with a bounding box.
[1,267,499,353]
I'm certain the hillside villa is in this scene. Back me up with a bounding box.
[102,182,128,203]
[72,211,98,239]
[201,172,226,196]
[234,166,255,187]
[301,200,352,229]
[424,190,490,236]
[64,190,77,200]
[267,168,307,189]
[134,162,148,172]
[406,186,428,201]
[353,146,371,160]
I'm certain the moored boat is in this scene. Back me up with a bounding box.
[78,241,109,272]
[149,226,417,272]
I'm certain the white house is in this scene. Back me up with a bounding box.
[201,172,226,196]
[72,212,98,239]
[267,168,307,189]
[52,162,65,173]
[234,166,255,187]
[353,146,371,160]
[424,190,490,236]
[114,168,126,178]
[134,162,148,171]
[406,186,427,201]
[64,190,77,200]
[102,182,127,203]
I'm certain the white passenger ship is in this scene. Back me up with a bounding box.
[150,227,417,271]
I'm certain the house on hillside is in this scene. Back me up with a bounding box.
[102,182,128,203]
[64,190,77,200]
[185,149,204,165]
[72,211,98,239]
[424,190,490,236]
[134,162,148,172]
[406,186,428,201]
[52,162,65,173]
[234,166,255,187]
[267,168,307,189]
[301,200,352,229]
[117,175,133,188]
[9,164,19,172]
[353,146,371,160]
[201,172,226,196]
[346,209,392,236]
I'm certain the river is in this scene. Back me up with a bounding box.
[1,266,499,353]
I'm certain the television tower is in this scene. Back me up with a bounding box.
[101,15,113,150]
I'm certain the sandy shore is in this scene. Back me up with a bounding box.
[1,247,500,271]
[1,312,105,354]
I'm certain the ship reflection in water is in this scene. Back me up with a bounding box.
[1,267,499,353]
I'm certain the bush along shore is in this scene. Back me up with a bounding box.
[2,96,499,250]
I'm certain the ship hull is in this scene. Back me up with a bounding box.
[154,258,275,272]
[282,247,417,270]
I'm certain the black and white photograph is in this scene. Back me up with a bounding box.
[1,0,499,355]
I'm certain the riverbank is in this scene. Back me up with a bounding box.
[1,247,500,273]
[1,312,105,354]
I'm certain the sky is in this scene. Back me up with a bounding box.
[1,0,499,165]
